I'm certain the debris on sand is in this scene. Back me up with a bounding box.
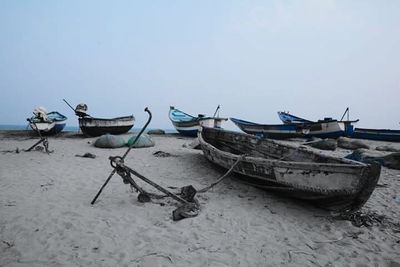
[75,152,96,159]
[153,151,176,157]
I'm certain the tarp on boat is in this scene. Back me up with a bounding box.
[94,134,126,148]
[126,133,155,148]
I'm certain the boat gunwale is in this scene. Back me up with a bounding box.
[198,127,368,170]
[230,117,340,128]
[169,108,227,123]
[79,115,135,122]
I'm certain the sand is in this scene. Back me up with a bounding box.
[0,131,399,266]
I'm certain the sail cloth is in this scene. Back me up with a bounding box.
[94,133,155,148]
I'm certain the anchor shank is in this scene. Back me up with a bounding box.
[114,160,189,204]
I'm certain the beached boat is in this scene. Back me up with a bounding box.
[64,102,135,137]
[169,106,227,137]
[198,127,381,212]
[78,116,135,137]
[230,117,344,139]
[27,108,67,135]
[279,110,400,142]
[345,127,400,142]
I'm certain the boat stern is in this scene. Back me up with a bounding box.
[347,162,381,212]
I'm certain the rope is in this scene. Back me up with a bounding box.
[198,154,246,193]
[117,154,246,199]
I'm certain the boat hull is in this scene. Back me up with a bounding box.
[350,128,400,142]
[29,121,55,135]
[231,117,344,139]
[278,111,400,142]
[79,115,135,137]
[28,111,67,136]
[169,107,227,137]
[198,127,380,212]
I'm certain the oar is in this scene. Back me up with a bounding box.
[90,107,152,205]
[63,99,76,113]
[213,105,220,117]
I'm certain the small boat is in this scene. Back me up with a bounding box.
[345,127,400,142]
[78,115,135,137]
[65,102,135,137]
[169,106,227,137]
[280,110,400,142]
[231,117,344,139]
[339,108,400,142]
[198,127,381,212]
[47,112,68,134]
[27,107,67,135]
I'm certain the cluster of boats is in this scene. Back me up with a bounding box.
[27,103,400,143]
[27,101,135,137]
[26,104,398,213]
[169,107,400,142]
[168,106,398,212]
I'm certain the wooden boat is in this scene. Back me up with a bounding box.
[345,127,400,142]
[27,110,67,136]
[280,110,400,142]
[64,102,135,137]
[230,117,344,139]
[339,108,400,142]
[169,106,227,137]
[198,127,381,212]
[78,115,135,137]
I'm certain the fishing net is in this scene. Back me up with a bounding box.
[126,133,155,148]
[94,134,126,148]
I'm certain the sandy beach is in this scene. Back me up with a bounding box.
[0,131,399,266]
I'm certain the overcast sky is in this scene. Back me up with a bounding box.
[1,1,399,130]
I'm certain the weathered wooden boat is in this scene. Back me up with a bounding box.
[280,110,400,142]
[78,115,135,137]
[63,102,135,137]
[230,117,344,139]
[27,108,67,135]
[169,106,227,137]
[198,127,381,212]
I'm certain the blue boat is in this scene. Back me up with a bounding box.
[47,111,68,134]
[169,106,227,137]
[278,111,312,124]
[346,127,400,142]
[231,117,344,139]
[279,110,400,142]
[28,109,67,136]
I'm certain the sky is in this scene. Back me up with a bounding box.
[0,0,399,130]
